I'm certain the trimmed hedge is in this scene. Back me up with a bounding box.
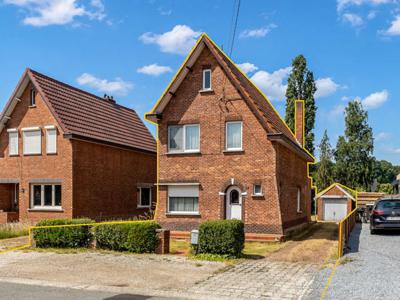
[33,218,94,248]
[94,221,161,253]
[198,220,244,257]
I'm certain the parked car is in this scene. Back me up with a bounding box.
[370,197,400,234]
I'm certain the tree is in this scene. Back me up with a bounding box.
[334,101,374,191]
[372,159,398,184]
[315,130,335,191]
[378,183,393,194]
[285,55,317,154]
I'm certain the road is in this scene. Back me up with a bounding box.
[0,281,174,300]
[308,223,400,300]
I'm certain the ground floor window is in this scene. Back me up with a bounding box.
[31,184,61,208]
[168,185,199,214]
[137,186,151,208]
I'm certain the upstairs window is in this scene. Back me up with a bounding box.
[137,187,151,208]
[202,69,212,90]
[168,124,200,153]
[22,127,41,155]
[226,121,243,151]
[30,89,36,107]
[45,126,57,154]
[7,129,18,156]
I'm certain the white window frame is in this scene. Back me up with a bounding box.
[45,125,57,154]
[225,121,243,151]
[297,187,302,213]
[137,186,152,208]
[253,184,263,196]
[30,89,36,107]
[167,185,199,215]
[202,69,212,91]
[168,124,200,153]
[7,128,18,156]
[22,127,41,155]
[30,184,62,210]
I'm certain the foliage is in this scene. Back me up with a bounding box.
[33,219,94,248]
[334,101,374,191]
[378,183,393,194]
[372,159,399,184]
[0,222,29,240]
[198,220,244,258]
[285,54,317,154]
[94,221,161,253]
[315,130,335,191]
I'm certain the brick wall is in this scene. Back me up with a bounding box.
[72,140,156,220]
[0,84,73,222]
[154,46,312,235]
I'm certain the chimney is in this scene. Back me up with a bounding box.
[295,100,304,147]
[103,94,116,104]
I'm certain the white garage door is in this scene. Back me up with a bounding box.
[323,198,348,221]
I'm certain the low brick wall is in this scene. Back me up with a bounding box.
[155,229,170,254]
[0,211,18,224]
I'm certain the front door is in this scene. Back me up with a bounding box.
[226,186,242,220]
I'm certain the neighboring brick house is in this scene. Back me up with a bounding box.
[316,183,355,222]
[0,69,156,224]
[146,34,314,239]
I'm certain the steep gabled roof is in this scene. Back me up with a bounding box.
[0,69,156,153]
[316,183,356,201]
[146,34,313,162]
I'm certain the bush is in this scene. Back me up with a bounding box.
[94,221,161,253]
[33,218,94,248]
[198,220,244,258]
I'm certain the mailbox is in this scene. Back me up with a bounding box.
[191,229,199,245]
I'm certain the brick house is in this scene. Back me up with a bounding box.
[146,34,314,239]
[316,183,355,222]
[0,69,156,224]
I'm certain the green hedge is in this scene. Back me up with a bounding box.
[33,218,94,248]
[198,220,244,257]
[94,221,161,253]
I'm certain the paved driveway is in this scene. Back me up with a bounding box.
[308,223,400,300]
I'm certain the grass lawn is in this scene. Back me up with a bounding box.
[0,223,29,240]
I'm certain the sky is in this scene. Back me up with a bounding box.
[0,0,399,164]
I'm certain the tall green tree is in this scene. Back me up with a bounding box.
[334,101,374,191]
[315,130,335,191]
[285,55,317,154]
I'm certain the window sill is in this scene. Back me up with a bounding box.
[46,153,58,156]
[28,207,63,212]
[223,149,244,154]
[252,194,264,197]
[9,154,19,157]
[297,211,303,214]
[28,105,37,108]
[166,151,201,156]
[199,89,214,93]
[23,153,42,156]
[166,212,201,217]
[137,206,151,209]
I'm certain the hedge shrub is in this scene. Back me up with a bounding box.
[198,219,244,257]
[33,218,94,248]
[94,221,161,253]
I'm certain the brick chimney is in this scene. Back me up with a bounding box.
[295,100,304,147]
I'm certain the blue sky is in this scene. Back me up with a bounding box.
[0,0,399,164]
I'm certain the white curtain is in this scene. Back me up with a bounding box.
[185,125,199,150]
[169,126,183,151]
[227,122,242,149]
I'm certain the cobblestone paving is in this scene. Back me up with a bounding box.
[187,259,317,300]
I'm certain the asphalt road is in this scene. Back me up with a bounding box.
[0,282,175,300]
[308,223,400,300]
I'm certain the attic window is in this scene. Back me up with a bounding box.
[202,69,212,91]
[30,89,36,107]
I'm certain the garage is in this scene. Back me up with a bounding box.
[316,183,356,222]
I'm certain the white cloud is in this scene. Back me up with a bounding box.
[4,0,106,27]
[139,25,201,55]
[342,13,364,26]
[237,63,258,74]
[337,0,392,11]
[77,73,133,96]
[375,132,391,141]
[360,89,389,109]
[367,10,377,19]
[137,64,172,76]
[329,104,346,117]
[239,24,277,38]
[385,147,400,154]
[250,67,292,101]
[315,78,341,98]
[382,15,400,35]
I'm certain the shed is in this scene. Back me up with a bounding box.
[316,183,356,222]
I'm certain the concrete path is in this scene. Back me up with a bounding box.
[308,223,400,300]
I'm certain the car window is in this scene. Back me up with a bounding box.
[377,200,400,209]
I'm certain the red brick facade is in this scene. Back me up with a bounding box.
[150,41,312,236]
[0,79,156,223]
[316,184,354,221]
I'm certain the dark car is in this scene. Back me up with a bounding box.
[370,197,400,234]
